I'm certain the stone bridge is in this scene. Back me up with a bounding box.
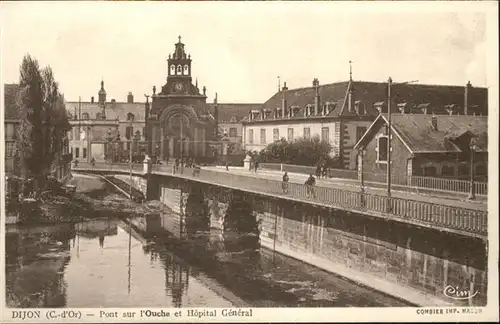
[72,162,488,307]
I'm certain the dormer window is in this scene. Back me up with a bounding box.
[177,65,182,74]
[250,110,259,121]
[397,102,409,114]
[305,104,313,117]
[355,100,366,115]
[374,102,385,114]
[289,105,299,118]
[229,116,237,123]
[417,103,431,115]
[444,104,457,116]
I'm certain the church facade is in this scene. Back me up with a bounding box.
[147,36,216,161]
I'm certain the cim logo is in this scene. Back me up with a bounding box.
[443,285,479,300]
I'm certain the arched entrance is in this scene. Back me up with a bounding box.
[162,113,193,159]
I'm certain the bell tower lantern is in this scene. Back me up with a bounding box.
[167,36,192,78]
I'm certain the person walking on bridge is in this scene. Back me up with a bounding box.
[282,172,289,194]
[305,174,317,198]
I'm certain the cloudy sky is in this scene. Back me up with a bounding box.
[0,1,496,104]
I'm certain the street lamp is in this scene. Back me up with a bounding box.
[468,138,477,200]
[358,148,366,206]
[134,130,141,157]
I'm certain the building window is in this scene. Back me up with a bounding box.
[248,129,254,144]
[142,127,146,137]
[83,148,87,159]
[229,127,237,137]
[355,101,366,115]
[260,129,266,145]
[82,112,89,120]
[96,112,102,120]
[6,142,15,157]
[126,126,133,140]
[377,136,388,162]
[229,116,237,123]
[170,65,175,75]
[287,128,294,142]
[177,65,182,74]
[183,65,189,75]
[321,127,329,142]
[273,128,279,142]
[75,147,80,158]
[127,113,135,121]
[303,127,311,139]
[356,126,367,143]
[5,124,15,140]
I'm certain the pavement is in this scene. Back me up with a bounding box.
[204,166,487,212]
[73,162,487,212]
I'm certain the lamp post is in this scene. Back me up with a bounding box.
[129,138,133,201]
[359,148,366,206]
[134,130,141,157]
[468,138,477,200]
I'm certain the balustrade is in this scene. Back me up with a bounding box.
[73,162,487,237]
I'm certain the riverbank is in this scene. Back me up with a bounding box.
[10,174,162,226]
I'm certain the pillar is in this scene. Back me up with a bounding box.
[160,129,165,160]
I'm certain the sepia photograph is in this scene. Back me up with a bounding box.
[0,1,498,322]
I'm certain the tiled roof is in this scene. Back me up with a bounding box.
[66,101,146,121]
[206,103,261,123]
[356,114,488,153]
[4,84,21,119]
[244,80,488,123]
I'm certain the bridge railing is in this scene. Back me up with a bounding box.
[258,162,487,196]
[73,162,488,237]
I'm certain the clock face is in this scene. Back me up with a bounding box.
[174,82,184,92]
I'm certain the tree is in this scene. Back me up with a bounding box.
[15,54,70,192]
[255,135,340,167]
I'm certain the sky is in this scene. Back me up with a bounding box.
[0,1,496,104]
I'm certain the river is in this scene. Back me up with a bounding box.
[5,175,410,308]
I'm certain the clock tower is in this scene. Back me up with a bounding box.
[148,36,215,161]
[164,35,196,96]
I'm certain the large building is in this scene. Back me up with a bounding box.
[242,77,488,169]
[67,37,257,163]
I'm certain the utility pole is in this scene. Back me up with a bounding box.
[387,77,393,199]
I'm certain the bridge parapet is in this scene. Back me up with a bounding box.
[73,162,487,239]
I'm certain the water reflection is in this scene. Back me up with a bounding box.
[5,218,233,308]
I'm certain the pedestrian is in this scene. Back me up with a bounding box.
[225,160,229,171]
[282,172,289,194]
[305,174,316,198]
[254,160,259,173]
[315,164,322,179]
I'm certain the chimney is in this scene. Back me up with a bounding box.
[281,82,288,118]
[431,115,438,131]
[464,81,472,115]
[127,92,134,103]
[314,78,320,115]
[91,96,94,103]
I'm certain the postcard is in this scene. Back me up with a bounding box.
[0,1,498,322]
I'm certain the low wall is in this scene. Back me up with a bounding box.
[256,202,487,307]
